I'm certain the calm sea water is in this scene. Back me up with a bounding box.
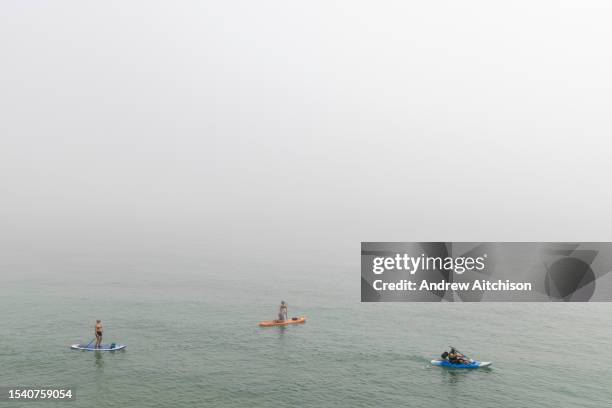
[2,251,611,407]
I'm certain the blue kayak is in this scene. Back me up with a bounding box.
[431,359,491,369]
[70,343,126,351]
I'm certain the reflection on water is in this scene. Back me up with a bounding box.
[94,351,104,370]
[437,366,493,386]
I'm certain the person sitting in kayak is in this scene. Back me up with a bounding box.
[277,301,288,322]
[95,320,103,348]
[443,347,470,364]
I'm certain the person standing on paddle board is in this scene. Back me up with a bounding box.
[278,301,288,322]
[94,320,103,348]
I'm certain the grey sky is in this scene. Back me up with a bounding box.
[2,1,612,264]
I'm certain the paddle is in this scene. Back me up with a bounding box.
[85,337,96,348]
[449,345,466,356]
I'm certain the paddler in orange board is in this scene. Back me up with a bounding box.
[277,301,288,322]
